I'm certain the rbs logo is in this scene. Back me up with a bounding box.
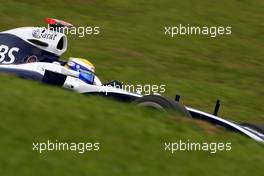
[0,44,19,64]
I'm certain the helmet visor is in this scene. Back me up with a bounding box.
[79,71,95,84]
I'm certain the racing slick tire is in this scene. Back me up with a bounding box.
[133,95,191,118]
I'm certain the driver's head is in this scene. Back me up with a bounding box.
[66,57,95,84]
[66,57,95,73]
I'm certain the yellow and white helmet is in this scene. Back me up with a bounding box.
[66,57,96,84]
[66,57,95,73]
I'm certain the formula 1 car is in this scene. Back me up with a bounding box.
[0,18,263,143]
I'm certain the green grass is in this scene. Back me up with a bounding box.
[0,0,263,175]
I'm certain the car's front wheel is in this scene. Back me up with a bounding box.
[133,95,191,118]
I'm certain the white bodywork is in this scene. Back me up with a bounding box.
[1,27,67,56]
[186,107,264,143]
[0,62,142,97]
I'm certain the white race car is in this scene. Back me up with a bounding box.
[0,18,263,143]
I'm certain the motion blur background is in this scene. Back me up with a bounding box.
[0,0,263,175]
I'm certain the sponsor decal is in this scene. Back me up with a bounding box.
[32,28,58,40]
[32,29,41,39]
[0,44,19,64]
[26,55,38,63]
[67,61,75,67]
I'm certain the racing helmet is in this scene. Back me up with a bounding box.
[66,57,95,84]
